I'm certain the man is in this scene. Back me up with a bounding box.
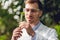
[11,0,58,40]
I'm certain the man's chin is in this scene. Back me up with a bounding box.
[27,20,33,24]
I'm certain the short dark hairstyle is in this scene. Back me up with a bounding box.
[24,0,43,10]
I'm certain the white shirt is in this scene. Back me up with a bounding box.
[17,22,58,40]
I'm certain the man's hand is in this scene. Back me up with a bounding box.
[19,21,35,37]
[11,21,35,40]
[11,27,23,40]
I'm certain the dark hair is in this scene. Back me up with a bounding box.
[24,0,43,10]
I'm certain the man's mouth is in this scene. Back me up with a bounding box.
[27,16,33,20]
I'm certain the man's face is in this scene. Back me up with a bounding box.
[24,3,42,23]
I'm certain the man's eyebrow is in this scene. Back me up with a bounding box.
[24,0,38,3]
[24,0,38,1]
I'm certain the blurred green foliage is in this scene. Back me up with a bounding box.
[0,0,60,40]
[54,25,60,40]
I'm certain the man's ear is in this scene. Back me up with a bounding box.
[39,10,42,17]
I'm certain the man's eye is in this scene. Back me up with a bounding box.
[31,9,36,12]
[26,9,29,12]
